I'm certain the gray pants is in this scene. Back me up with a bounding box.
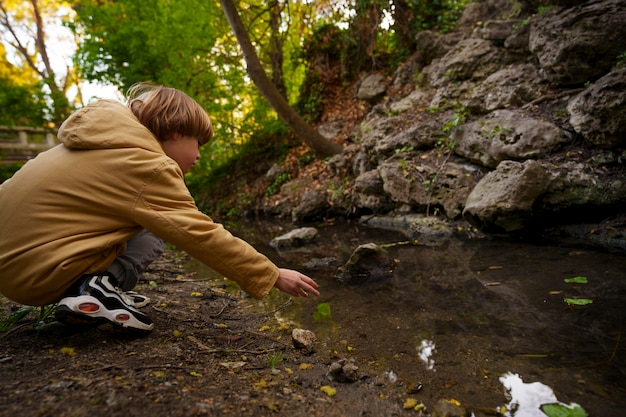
[106,230,165,291]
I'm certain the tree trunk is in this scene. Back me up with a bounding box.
[219,0,342,158]
[268,0,286,99]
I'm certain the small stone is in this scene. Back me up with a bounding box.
[291,328,317,353]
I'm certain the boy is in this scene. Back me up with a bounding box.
[0,83,319,332]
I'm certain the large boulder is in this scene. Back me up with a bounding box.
[463,160,550,232]
[466,64,545,113]
[428,38,502,88]
[529,0,626,86]
[537,161,626,219]
[378,156,481,219]
[453,109,567,168]
[567,69,626,149]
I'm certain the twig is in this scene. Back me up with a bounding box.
[263,298,293,317]
[86,363,186,373]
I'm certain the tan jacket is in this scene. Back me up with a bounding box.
[0,100,278,305]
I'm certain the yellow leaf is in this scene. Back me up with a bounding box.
[190,292,203,297]
[254,378,268,390]
[265,401,280,412]
[173,329,181,338]
[449,399,461,406]
[189,371,202,377]
[404,398,418,409]
[299,363,313,370]
[216,323,228,329]
[320,385,336,397]
[258,325,271,332]
[60,347,75,357]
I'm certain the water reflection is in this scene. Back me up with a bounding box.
[499,372,586,417]
[190,218,626,416]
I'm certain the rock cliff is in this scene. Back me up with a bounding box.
[260,0,626,253]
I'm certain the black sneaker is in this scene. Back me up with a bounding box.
[55,274,154,332]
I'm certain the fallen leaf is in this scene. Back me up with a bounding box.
[404,398,418,409]
[320,385,336,397]
[60,347,75,357]
[219,361,247,370]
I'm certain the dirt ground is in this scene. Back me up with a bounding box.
[0,249,426,417]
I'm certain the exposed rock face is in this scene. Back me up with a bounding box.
[567,69,626,149]
[263,0,625,250]
[466,64,543,113]
[529,0,626,86]
[463,160,550,232]
[453,109,567,168]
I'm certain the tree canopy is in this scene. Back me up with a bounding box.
[2,0,472,174]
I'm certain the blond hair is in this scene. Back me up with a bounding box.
[127,82,213,145]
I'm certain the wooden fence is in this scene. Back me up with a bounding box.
[0,126,57,165]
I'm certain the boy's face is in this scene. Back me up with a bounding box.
[161,134,201,174]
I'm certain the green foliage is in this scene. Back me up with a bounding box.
[187,119,292,215]
[541,403,587,417]
[614,51,626,70]
[70,0,251,140]
[0,77,49,127]
[313,302,332,320]
[267,351,284,368]
[564,276,588,284]
[564,298,593,306]
[406,0,471,34]
[265,172,291,197]
[0,162,23,183]
[295,70,326,123]
[0,306,34,331]
[0,304,57,332]
[437,101,467,150]
[563,276,592,307]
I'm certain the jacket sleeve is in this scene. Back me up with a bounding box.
[131,160,279,299]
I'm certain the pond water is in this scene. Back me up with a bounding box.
[190,218,626,417]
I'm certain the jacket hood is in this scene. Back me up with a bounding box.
[57,99,163,153]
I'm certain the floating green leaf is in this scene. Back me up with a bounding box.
[313,302,332,320]
[541,402,587,417]
[564,298,593,306]
[564,276,588,284]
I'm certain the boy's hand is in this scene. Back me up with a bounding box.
[274,268,320,297]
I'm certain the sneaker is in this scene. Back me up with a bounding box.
[120,291,150,308]
[55,274,154,332]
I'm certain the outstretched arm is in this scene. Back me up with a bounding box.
[273,268,320,297]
